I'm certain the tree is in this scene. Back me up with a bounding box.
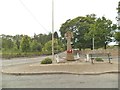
[59,14,96,50]
[31,40,42,52]
[13,35,23,50]
[59,14,114,49]
[20,35,31,52]
[2,35,14,50]
[115,1,120,46]
[116,1,120,13]
[85,16,113,49]
[54,31,59,39]
[42,39,64,54]
[114,32,120,46]
[33,33,52,46]
[0,35,2,50]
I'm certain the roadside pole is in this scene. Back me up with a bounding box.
[52,0,54,61]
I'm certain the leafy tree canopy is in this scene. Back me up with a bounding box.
[59,14,115,49]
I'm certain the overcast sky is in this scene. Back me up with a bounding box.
[0,0,119,36]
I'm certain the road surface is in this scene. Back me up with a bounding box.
[2,73,118,88]
[2,55,52,67]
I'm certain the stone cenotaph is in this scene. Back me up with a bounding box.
[65,31,74,61]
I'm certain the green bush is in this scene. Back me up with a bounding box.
[41,58,52,64]
[95,58,104,62]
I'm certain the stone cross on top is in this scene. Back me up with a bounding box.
[65,31,74,61]
[65,31,73,39]
[65,31,73,50]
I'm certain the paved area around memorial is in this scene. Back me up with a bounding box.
[2,60,119,75]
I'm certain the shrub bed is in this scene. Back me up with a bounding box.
[95,58,104,62]
[41,58,52,64]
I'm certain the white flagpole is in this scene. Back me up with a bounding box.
[52,0,54,61]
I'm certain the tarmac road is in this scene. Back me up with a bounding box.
[2,73,118,88]
[1,55,52,67]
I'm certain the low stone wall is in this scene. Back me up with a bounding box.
[74,48,118,57]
